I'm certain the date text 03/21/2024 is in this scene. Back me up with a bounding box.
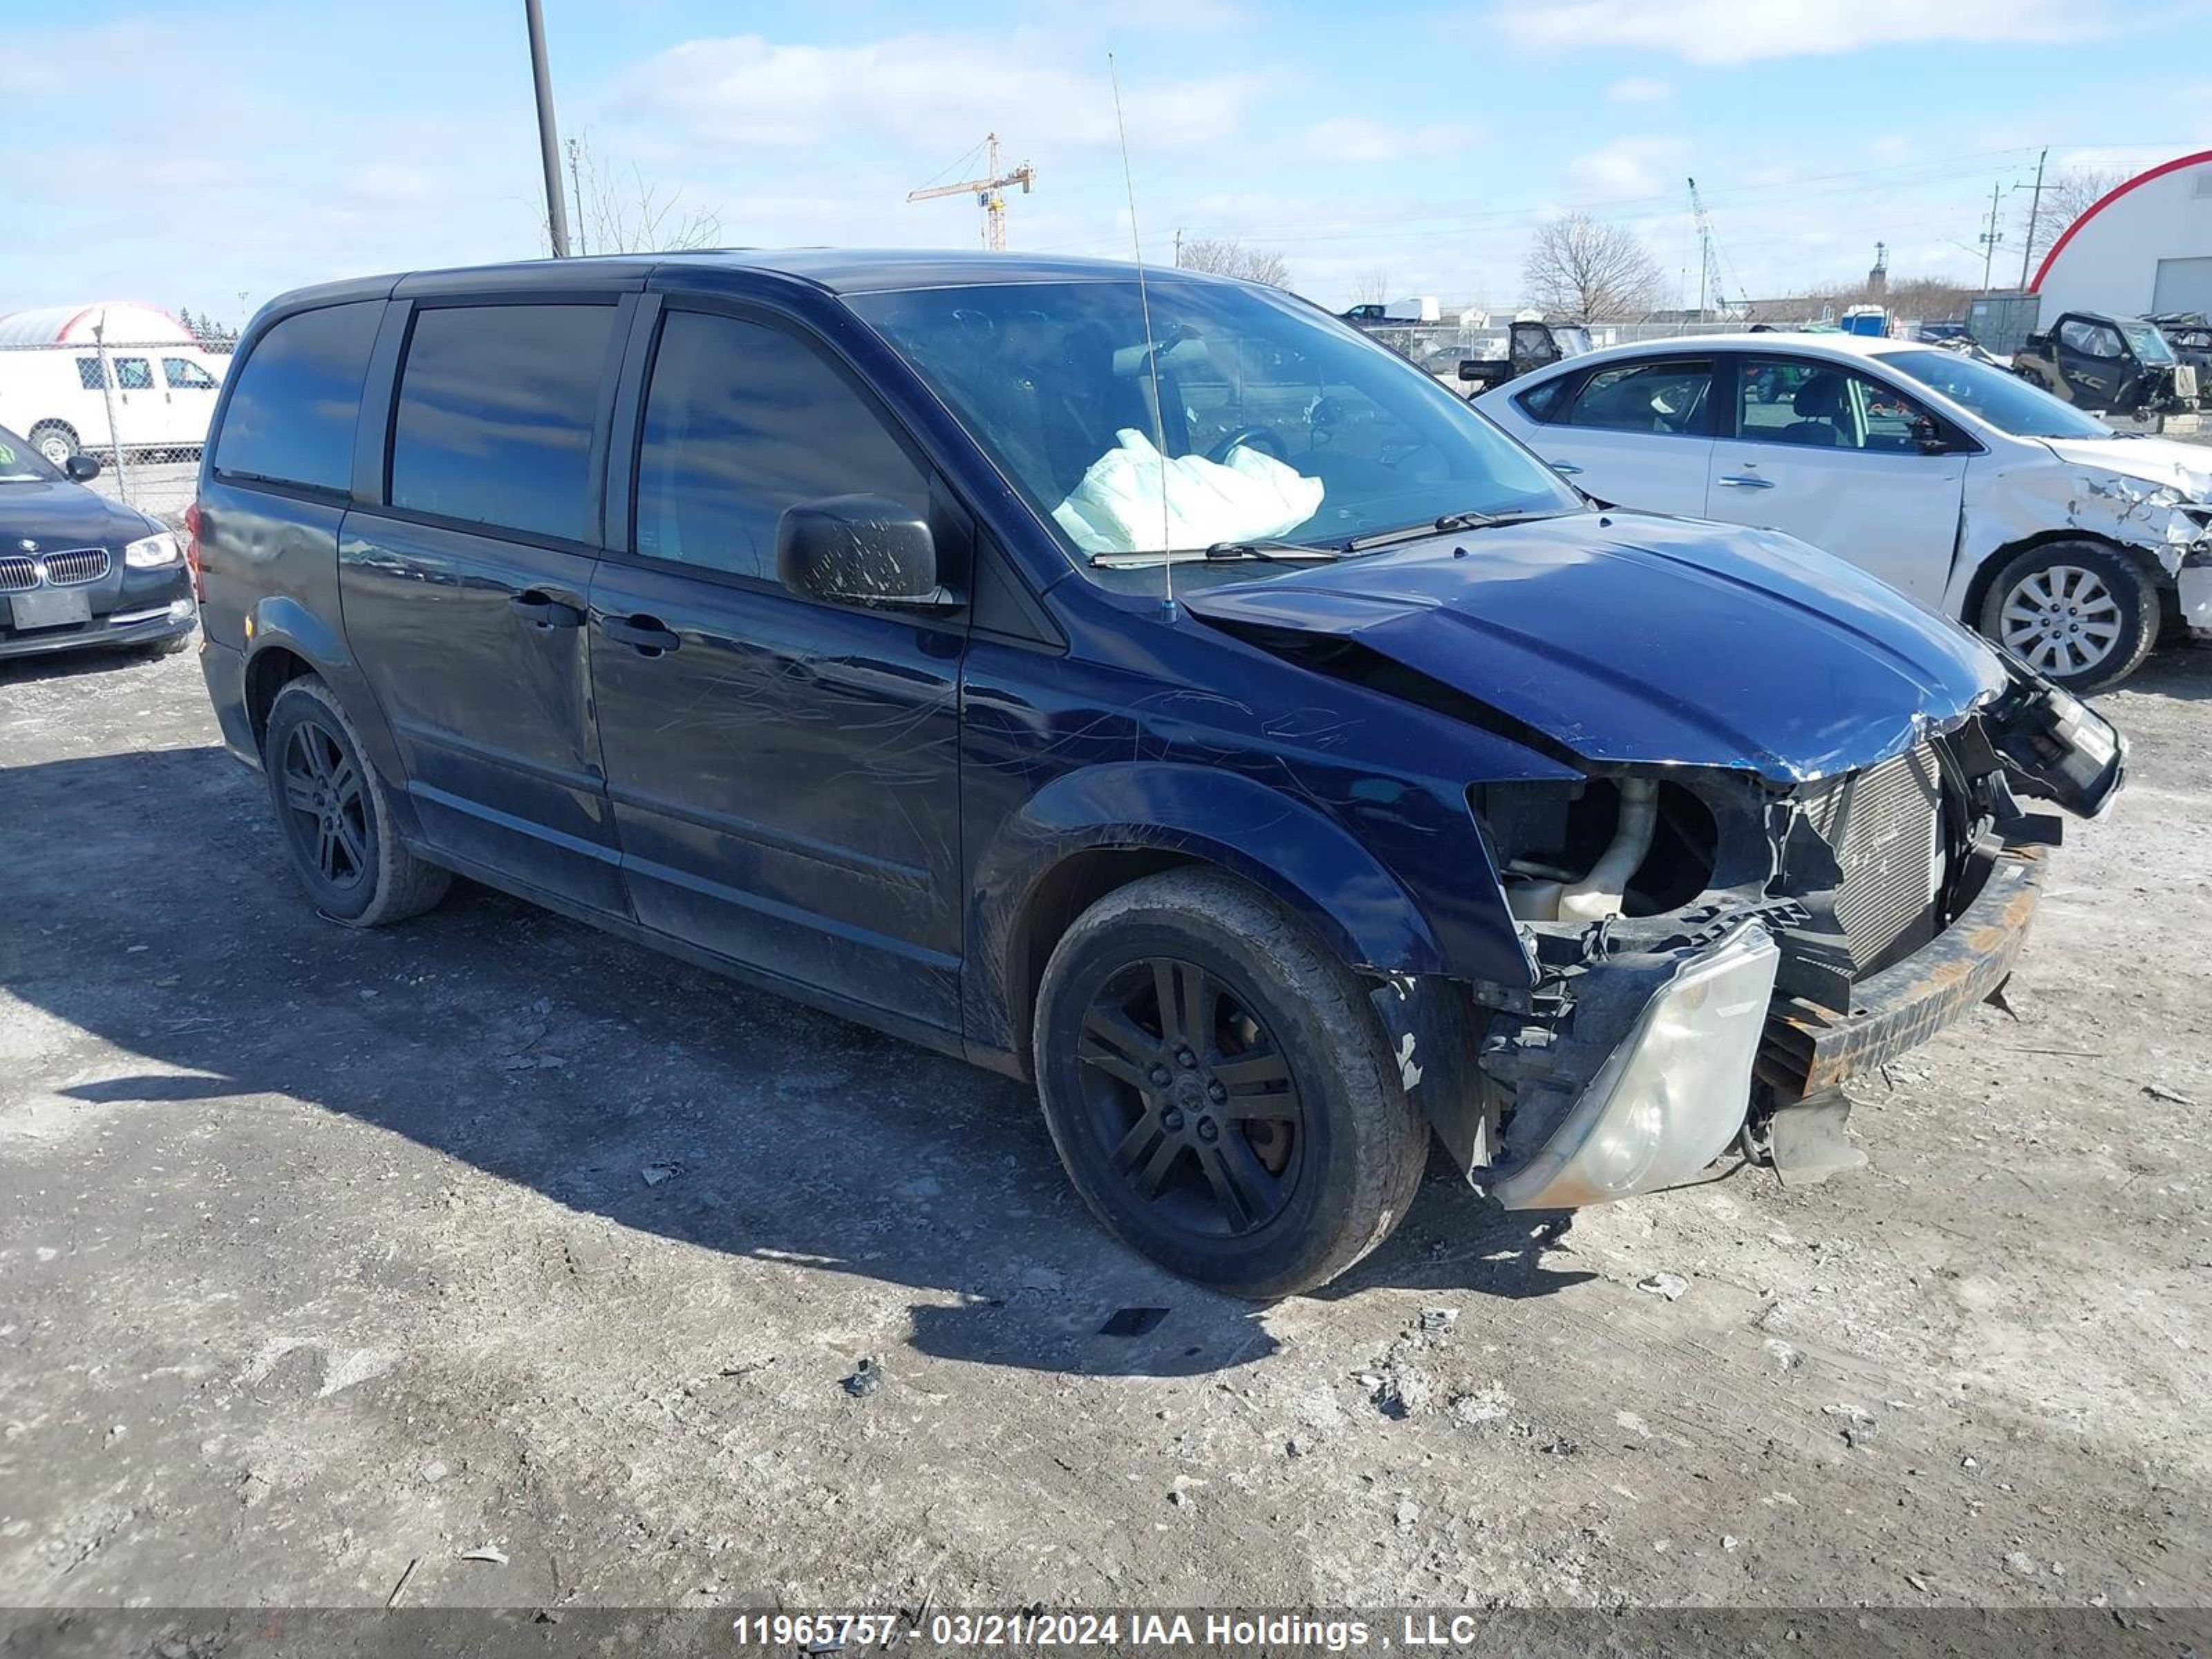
[725,1613,1499,1649]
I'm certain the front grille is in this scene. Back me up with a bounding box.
[1798,744,1944,973]
[0,549,109,590]
[41,550,109,585]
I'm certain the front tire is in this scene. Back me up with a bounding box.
[261,677,450,926]
[1032,869,1428,1299]
[1978,541,2158,692]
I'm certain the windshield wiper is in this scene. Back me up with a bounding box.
[1342,507,1581,554]
[1088,539,1344,568]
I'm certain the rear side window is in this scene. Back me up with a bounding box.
[1514,375,1573,422]
[214,301,382,492]
[1559,358,1713,436]
[632,310,926,581]
[114,357,153,391]
[389,303,615,543]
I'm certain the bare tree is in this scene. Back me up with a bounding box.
[1523,213,1662,321]
[1174,238,1290,287]
[1353,268,1394,305]
[558,135,723,256]
[2018,166,2127,274]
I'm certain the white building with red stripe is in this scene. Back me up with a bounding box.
[2032,150,2212,319]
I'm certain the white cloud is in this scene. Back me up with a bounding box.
[1605,77,1674,102]
[1563,137,1687,200]
[1302,117,1480,163]
[612,33,1273,156]
[1497,0,2113,64]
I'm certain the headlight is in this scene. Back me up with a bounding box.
[1492,922,1779,1209]
[124,532,182,570]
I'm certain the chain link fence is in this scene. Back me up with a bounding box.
[0,337,229,527]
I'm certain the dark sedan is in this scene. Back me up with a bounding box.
[0,422,196,663]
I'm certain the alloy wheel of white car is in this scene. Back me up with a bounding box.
[1998,563,2124,679]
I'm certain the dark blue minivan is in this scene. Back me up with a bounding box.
[192,252,2122,1296]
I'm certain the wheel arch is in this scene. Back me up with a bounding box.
[239,597,412,817]
[966,763,1470,1077]
[1959,527,2168,634]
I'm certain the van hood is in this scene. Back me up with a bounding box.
[0,479,160,549]
[1181,511,2007,785]
[2038,434,2212,502]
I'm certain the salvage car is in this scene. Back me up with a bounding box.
[193,254,2122,1297]
[2011,310,2200,431]
[1478,332,2212,688]
[1452,319,1593,393]
[0,420,196,662]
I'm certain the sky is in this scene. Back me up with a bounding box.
[3,0,2209,329]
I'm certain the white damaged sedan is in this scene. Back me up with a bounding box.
[1476,332,2212,690]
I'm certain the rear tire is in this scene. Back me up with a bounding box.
[261,677,449,926]
[1977,540,2158,692]
[1032,868,1428,1299]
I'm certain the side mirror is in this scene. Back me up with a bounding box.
[1911,416,1955,456]
[64,454,101,482]
[776,494,954,610]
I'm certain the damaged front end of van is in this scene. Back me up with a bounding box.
[1185,514,2125,1209]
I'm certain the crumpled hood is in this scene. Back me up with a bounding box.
[0,480,159,549]
[2040,435,2212,502]
[1183,511,2007,785]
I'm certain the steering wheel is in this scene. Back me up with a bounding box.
[1208,424,1288,465]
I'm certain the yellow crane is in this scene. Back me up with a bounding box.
[906,133,1036,252]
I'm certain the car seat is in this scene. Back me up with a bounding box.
[1776,373,1848,446]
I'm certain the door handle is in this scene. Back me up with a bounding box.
[599,613,681,655]
[1548,460,1583,474]
[510,590,584,628]
[1716,474,1776,489]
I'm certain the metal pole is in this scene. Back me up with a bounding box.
[91,317,133,507]
[2018,147,2047,289]
[524,0,570,257]
[1980,180,2001,293]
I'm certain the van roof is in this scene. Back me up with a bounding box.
[265,249,1235,315]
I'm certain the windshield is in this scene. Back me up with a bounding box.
[2123,323,2177,364]
[1882,348,2114,440]
[0,424,66,484]
[848,279,1580,570]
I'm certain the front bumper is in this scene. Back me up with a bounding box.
[2182,559,2212,639]
[1492,841,2047,1210]
[0,592,196,659]
[1759,843,2044,1099]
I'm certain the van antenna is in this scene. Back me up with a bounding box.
[1108,53,1177,620]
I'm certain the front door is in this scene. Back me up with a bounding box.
[588,303,967,1032]
[1521,353,1717,514]
[1703,354,1968,604]
[338,297,630,912]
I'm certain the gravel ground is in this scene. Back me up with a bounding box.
[1,637,2207,1614]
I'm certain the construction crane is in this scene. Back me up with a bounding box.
[906,133,1036,253]
[1686,176,1744,319]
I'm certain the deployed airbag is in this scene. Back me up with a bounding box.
[1052,428,1324,555]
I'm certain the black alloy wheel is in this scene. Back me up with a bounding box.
[280,716,372,892]
[1076,955,1306,1239]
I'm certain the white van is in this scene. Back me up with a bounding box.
[0,343,228,465]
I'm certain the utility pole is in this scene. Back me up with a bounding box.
[1978,179,2005,294]
[1173,228,1183,268]
[523,0,570,257]
[2016,147,2049,288]
[567,136,588,258]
